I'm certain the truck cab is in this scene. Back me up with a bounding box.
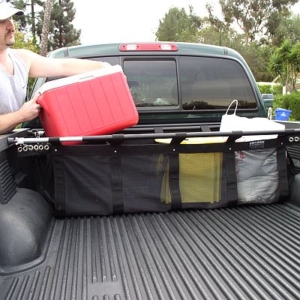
[32,42,268,124]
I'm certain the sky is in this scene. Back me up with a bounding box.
[71,0,220,45]
[71,0,300,45]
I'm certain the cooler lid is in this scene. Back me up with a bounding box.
[36,64,123,94]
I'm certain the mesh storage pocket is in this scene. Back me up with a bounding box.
[235,148,280,204]
[52,143,171,216]
[53,150,114,215]
[120,154,171,213]
[158,137,291,209]
[161,152,223,204]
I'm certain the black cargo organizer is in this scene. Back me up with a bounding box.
[7,127,299,216]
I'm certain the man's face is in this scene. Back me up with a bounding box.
[0,16,16,48]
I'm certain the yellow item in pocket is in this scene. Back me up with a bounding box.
[157,137,225,204]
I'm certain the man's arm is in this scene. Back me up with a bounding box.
[15,49,108,78]
[0,49,109,134]
[0,94,41,134]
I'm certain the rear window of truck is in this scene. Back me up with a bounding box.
[37,55,257,111]
[123,56,257,110]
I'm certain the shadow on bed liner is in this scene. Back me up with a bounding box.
[0,203,299,300]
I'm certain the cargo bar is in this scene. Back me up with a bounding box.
[7,128,300,145]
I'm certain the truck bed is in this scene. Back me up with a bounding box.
[1,203,299,300]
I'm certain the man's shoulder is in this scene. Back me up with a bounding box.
[10,48,31,58]
[10,48,36,68]
[9,48,26,60]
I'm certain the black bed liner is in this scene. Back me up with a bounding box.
[1,203,299,300]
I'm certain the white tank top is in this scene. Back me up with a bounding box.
[0,50,28,114]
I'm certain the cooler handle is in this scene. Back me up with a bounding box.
[78,74,97,82]
[78,65,123,82]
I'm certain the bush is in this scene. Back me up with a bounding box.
[273,91,300,121]
[258,84,272,94]
[272,85,283,96]
[257,84,283,96]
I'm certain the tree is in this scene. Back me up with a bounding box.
[39,0,53,56]
[239,43,274,82]
[205,3,232,45]
[36,0,80,51]
[198,26,274,82]
[198,23,244,48]
[208,0,298,45]
[269,40,300,92]
[155,6,203,42]
[12,26,38,52]
[8,0,44,42]
[10,0,80,51]
[273,14,300,46]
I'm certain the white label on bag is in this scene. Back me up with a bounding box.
[249,141,265,150]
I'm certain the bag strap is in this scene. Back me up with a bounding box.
[169,137,183,210]
[53,154,66,216]
[110,148,124,214]
[223,149,238,206]
[225,99,238,115]
[168,152,182,210]
[286,150,296,186]
[277,146,291,202]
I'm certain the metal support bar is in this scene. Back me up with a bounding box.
[7,128,300,146]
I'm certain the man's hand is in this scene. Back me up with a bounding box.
[17,93,42,122]
[0,93,42,134]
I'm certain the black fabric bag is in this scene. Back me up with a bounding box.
[49,136,290,216]
[52,142,172,215]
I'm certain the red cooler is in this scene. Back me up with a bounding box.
[37,65,139,137]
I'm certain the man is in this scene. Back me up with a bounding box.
[0,3,109,134]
